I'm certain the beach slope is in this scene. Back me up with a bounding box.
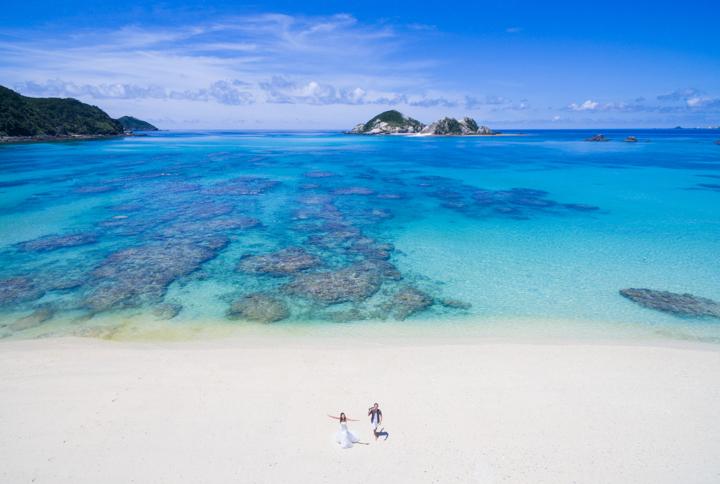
[1,336,719,483]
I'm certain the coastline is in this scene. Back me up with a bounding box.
[3,309,720,346]
[1,332,718,483]
[0,133,129,145]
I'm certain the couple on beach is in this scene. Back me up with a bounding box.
[329,403,386,449]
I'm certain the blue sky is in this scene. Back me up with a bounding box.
[1,0,719,128]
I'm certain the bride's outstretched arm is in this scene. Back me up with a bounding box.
[327,414,340,420]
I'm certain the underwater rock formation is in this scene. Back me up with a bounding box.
[389,286,434,320]
[204,176,280,196]
[333,186,375,196]
[0,277,45,306]
[619,288,720,318]
[82,242,218,312]
[695,183,720,193]
[159,217,260,240]
[283,260,398,304]
[18,232,98,252]
[439,298,472,310]
[237,247,321,276]
[74,185,118,194]
[152,303,182,320]
[303,171,336,178]
[586,134,608,142]
[10,304,55,331]
[227,293,290,323]
[348,238,394,260]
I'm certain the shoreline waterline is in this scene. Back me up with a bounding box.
[2,311,719,347]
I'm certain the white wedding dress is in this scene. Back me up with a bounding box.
[335,422,360,449]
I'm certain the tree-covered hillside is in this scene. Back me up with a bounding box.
[117,116,158,131]
[0,85,123,137]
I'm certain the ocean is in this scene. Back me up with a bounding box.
[1,129,719,341]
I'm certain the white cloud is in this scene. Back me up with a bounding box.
[0,13,464,126]
[568,100,600,111]
[14,79,255,105]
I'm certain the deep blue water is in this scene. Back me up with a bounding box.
[1,129,719,340]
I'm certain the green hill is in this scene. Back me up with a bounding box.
[0,85,123,137]
[349,110,425,134]
[117,116,158,131]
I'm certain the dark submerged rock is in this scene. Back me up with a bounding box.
[389,286,434,320]
[18,232,98,252]
[283,261,392,304]
[562,203,600,212]
[586,134,608,142]
[439,298,472,310]
[0,277,45,306]
[82,242,217,312]
[159,217,260,240]
[333,186,375,196]
[619,288,720,318]
[321,308,368,323]
[10,305,55,331]
[348,238,394,260]
[226,293,289,323]
[74,185,117,194]
[303,171,336,178]
[394,289,432,315]
[376,193,405,200]
[152,303,182,320]
[696,183,720,192]
[204,176,280,196]
[237,247,321,276]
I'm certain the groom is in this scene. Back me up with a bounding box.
[368,402,383,440]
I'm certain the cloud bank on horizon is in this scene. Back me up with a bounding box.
[1,2,718,129]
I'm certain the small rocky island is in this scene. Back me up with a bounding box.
[586,134,608,142]
[348,110,495,136]
[0,85,156,142]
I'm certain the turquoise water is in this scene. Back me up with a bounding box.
[1,130,719,341]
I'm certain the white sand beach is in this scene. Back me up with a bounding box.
[1,327,719,484]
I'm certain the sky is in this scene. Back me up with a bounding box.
[1,0,719,129]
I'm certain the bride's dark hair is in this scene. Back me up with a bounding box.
[340,412,346,422]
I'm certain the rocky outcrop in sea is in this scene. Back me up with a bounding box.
[420,117,494,135]
[348,110,494,136]
[586,134,608,142]
[348,110,424,134]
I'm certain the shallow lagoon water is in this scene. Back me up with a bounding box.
[1,129,719,341]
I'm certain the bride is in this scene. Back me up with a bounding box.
[328,412,364,448]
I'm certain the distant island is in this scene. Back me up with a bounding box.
[348,110,496,136]
[117,116,158,132]
[0,85,156,143]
